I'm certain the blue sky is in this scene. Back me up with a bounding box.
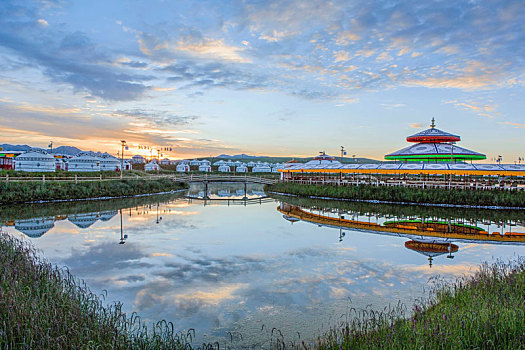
[0,0,524,161]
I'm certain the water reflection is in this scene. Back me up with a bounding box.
[1,186,525,348]
[277,199,525,268]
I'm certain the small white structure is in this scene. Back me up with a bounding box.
[236,165,248,172]
[132,155,146,164]
[160,158,172,165]
[246,161,256,167]
[124,160,132,170]
[201,159,211,166]
[68,152,100,172]
[218,165,231,172]
[98,153,121,171]
[14,149,56,172]
[252,164,272,172]
[145,160,161,171]
[198,164,212,172]
[213,160,225,166]
[176,163,190,172]
[55,157,68,171]
[190,159,202,166]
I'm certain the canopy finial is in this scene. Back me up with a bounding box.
[430,117,435,129]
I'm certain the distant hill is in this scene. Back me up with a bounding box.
[0,144,82,156]
[216,154,259,159]
[208,154,381,164]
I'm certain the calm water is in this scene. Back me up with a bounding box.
[3,182,525,348]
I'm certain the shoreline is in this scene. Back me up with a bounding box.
[267,190,525,210]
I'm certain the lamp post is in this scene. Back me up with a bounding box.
[449,142,456,164]
[120,140,126,179]
[340,146,345,163]
[49,141,53,154]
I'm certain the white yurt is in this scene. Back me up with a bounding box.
[132,155,146,164]
[246,161,256,167]
[145,160,161,171]
[68,213,99,229]
[14,217,55,237]
[213,160,225,166]
[68,152,101,172]
[252,164,272,172]
[160,158,171,165]
[201,159,211,166]
[198,164,212,172]
[98,153,121,171]
[236,165,248,172]
[14,149,55,172]
[176,163,190,172]
[190,159,202,166]
[55,157,68,171]
[218,165,231,172]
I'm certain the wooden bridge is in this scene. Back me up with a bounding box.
[168,174,278,185]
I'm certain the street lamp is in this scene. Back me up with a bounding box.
[120,140,126,179]
[340,146,346,163]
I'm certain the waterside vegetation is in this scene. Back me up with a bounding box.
[0,231,196,349]
[312,260,525,349]
[266,182,525,208]
[0,178,187,205]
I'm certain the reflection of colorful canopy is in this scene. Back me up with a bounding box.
[405,241,458,257]
[385,143,486,162]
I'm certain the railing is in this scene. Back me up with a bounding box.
[168,174,278,185]
[0,173,279,185]
[285,178,524,191]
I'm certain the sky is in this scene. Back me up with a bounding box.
[0,0,524,162]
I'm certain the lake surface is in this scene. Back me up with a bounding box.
[3,182,525,348]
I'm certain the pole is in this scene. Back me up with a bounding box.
[120,140,126,179]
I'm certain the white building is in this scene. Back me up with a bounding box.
[246,161,256,167]
[190,159,202,166]
[198,164,211,172]
[252,164,272,172]
[213,160,226,166]
[236,165,248,172]
[218,165,231,172]
[98,153,121,171]
[145,160,161,171]
[68,152,100,172]
[14,149,56,172]
[176,163,190,172]
[55,157,68,171]
[132,155,146,164]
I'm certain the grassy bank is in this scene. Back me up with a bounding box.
[0,178,187,205]
[266,182,525,208]
[312,260,525,349]
[0,230,195,349]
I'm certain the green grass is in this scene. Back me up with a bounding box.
[310,260,525,349]
[0,230,197,349]
[0,178,187,205]
[266,182,525,208]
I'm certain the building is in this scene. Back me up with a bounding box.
[218,165,231,172]
[145,160,161,171]
[132,155,146,164]
[0,150,24,170]
[198,164,212,172]
[68,152,100,172]
[385,118,486,163]
[176,163,190,172]
[98,153,121,171]
[305,152,342,166]
[236,165,248,172]
[14,149,56,172]
[252,164,272,172]
[14,217,55,238]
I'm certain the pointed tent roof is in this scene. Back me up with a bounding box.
[406,118,460,143]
